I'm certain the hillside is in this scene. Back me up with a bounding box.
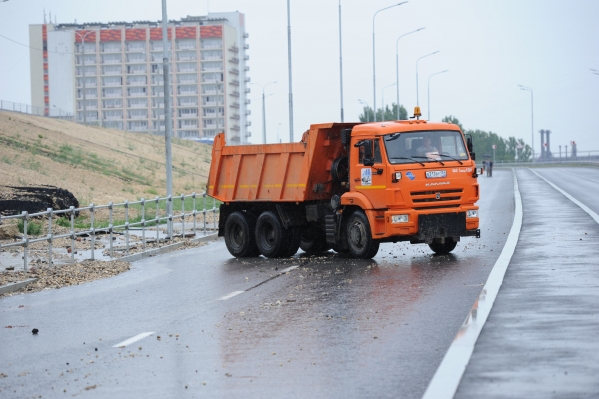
[0,110,213,207]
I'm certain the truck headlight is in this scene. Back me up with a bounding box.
[476,167,484,175]
[392,172,402,182]
[467,210,478,218]
[391,214,409,223]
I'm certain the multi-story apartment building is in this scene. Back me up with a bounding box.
[29,12,251,143]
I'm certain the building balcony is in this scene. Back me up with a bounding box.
[229,91,240,97]
[229,45,239,53]
[229,68,239,75]
[229,80,240,86]
[229,57,239,64]
[230,102,240,109]
[230,114,240,120]
[230,125,240,131]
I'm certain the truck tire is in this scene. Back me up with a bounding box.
[300,227,329,254]
[224,212,260,257]
[428,239,458,255]
[255,211,287,258]
[281,227,302,257]
[346,211,380,259]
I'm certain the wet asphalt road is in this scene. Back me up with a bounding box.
[456,167,599,398]
[1,168,520,398]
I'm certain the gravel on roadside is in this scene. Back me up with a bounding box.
[0,260,130,298]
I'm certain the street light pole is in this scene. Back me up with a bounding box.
[519,85,534,161]
[250,81,277,144]
[74,30,96,125]
[339,0,344,122]
[382,83,396,120]
[395,27,424,120]
[162,0,174,238]
[287,0,294,141]
[372,2,407,122]
[427,69,448,120]
[416,50,439,107]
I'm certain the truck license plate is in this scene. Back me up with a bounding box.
[426,170,447,178]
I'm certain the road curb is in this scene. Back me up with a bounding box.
[0,278,39,295]
[117,233,219,263]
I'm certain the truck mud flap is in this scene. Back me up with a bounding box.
[276,204,307,229]
[416,212,467,240]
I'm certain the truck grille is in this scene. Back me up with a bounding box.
[411,189,463,204]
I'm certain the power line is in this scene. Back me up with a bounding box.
[0,33,74,54]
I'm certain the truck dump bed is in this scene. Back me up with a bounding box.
[207,122,358,203]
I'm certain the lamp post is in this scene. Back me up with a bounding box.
[358,99,371,122]
[372,2,407,122]
[427,69,448,120]
[382,83,396,120]
[339,0,344,122]
[518,85,534,161]
[250,81,277,144]
[396,27,424,119]
[286,0,294,141]
[74,30,96,126]
[415,50,439,107]
[161,0,174,238]
[277,122,282,143]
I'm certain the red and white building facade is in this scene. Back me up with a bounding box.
[29,12,251,143]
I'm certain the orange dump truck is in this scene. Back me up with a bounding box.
[207,115,481,259]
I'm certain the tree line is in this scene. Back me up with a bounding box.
[359,104,532,162]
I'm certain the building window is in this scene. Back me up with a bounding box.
[102,87,123,98]
[101,42,121,53]
[102,76,123,87]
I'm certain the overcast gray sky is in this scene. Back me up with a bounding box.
[1,0,598,154]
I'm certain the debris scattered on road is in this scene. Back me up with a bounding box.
[0,260,130,297]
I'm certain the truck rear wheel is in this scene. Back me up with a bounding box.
[224,212,260,257]
[255,211,287,258]
[346,211,380,259]
[300,227,329,254]
[428,239,458,254]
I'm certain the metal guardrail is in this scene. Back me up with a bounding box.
[0,192,218,272]
[494,160,599,168]
[0,99,74,120]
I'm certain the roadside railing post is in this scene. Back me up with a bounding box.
[167,195,173,240]
[203,192,207,235]
[109,202,114,258]
[90,204,95,261]
[192,192,197,237]
[47,208,53,266]
[155,196,160,244]
[70,206,75,263]
[181,194,185,239]
[213,199,217,231]
[125,200,130,255]
[141,198,146,252]
[22,211,29,272]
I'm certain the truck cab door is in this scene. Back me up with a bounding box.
[351,138,387,209]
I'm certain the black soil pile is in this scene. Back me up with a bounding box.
[0,185,79,216]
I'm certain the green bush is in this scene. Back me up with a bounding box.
[17,220,43,236]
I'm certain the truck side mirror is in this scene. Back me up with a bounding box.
[465,134,475,160]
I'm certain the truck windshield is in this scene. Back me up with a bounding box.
[383,130,469,164]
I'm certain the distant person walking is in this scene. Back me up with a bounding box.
[486,160,493,177]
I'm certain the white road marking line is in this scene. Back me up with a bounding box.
[280,265,299,273]
[113,332,155,348]
[531,169,599,225]
[423,168,523,399]
[218,290,245,301]
[557,168,599,184]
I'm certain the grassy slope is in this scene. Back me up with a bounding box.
[0,111,213,206]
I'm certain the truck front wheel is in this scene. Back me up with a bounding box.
[255,211,286,258]
[428,239,458,255]
[224,212,260,257]
[346,211,380,259]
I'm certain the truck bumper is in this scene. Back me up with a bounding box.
[372,208,480,242]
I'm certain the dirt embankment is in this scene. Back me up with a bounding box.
[0,110,213,207]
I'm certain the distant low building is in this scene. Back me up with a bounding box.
[29,12,251,143]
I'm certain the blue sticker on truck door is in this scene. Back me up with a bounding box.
[406,171,415,180]
[361,168,372,186]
